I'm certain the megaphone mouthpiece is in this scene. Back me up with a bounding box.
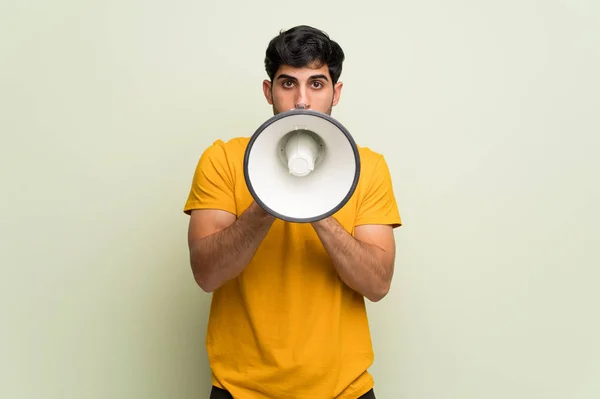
[285,131,318,177]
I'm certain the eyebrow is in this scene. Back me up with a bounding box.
[276,73,329,82]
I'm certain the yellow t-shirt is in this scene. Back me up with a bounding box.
[184,137,401,399]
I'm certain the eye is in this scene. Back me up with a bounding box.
[311,81,324,89]
[282,80,294,88]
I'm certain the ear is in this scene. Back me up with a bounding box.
[332,81,343,106]
[263,80,273,105]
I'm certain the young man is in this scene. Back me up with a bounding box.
[184,25,402,399]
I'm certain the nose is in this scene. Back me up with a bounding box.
[295,87,310,109]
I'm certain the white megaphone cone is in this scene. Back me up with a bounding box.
[243,109,360,223]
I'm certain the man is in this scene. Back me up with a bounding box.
[184,25,402,399]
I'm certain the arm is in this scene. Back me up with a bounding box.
[187,201,275,292]
[311,217,396,302]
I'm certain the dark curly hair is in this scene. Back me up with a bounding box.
[264,25,345,84]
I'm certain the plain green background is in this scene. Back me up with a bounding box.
[1,0,598,398]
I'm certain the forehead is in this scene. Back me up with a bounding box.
[274,62,331,81]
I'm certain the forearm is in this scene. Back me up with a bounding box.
[312,217,393,302]
[191,202,275,292]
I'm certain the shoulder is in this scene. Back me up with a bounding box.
[357,145,387,176]
[197,137,250,169]
[203,136,250,158]
[191,137,250,179]
[358,145,383,162]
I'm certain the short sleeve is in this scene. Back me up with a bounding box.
[355,155,402,228]
[183,140,237,215]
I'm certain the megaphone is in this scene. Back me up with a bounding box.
[243,108,360,223]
